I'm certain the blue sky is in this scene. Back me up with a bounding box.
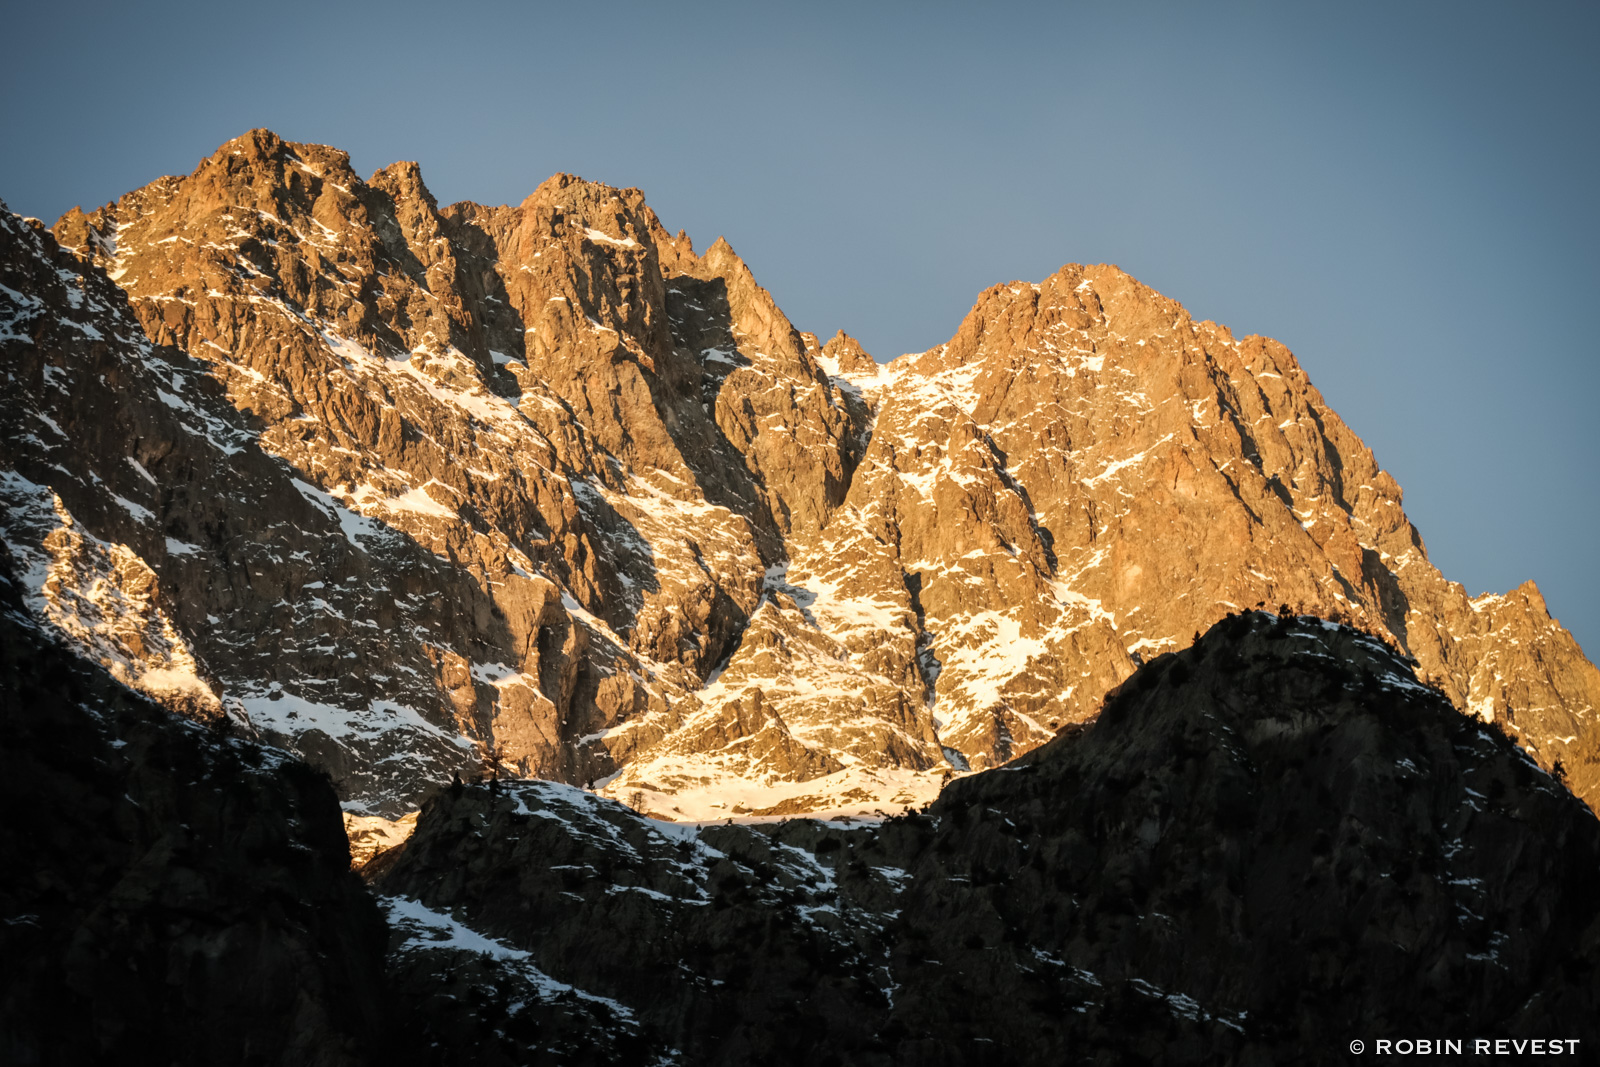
[4,0,1596,651]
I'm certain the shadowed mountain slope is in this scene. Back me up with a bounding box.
[367,612,1600,1065]
[0,590,394,1065]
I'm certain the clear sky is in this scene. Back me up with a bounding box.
[4,0,1596,652]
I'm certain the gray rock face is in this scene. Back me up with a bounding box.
[367,613,1600,1065]
[0,599,393,1065]
[0,127,1592,822]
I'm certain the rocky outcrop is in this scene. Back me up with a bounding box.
[0,203,495,815]
[5,128,1592,820]
[0,595,393,1065]
[367,612,1600,1065]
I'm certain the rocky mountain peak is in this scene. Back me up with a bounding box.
[370,158,436,207]
[816,329,876,375]
[3,130,1595,827]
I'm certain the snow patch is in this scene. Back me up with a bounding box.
[582,228,641,250]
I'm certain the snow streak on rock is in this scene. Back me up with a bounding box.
[0,471,218,714]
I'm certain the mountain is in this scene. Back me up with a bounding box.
[365,612,1600,1065]
[2,127,1593,826]
[6,126,1598,1067]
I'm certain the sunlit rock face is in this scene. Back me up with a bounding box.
[0,127,1592,821]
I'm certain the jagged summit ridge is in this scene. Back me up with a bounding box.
[1,127,1594,820]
